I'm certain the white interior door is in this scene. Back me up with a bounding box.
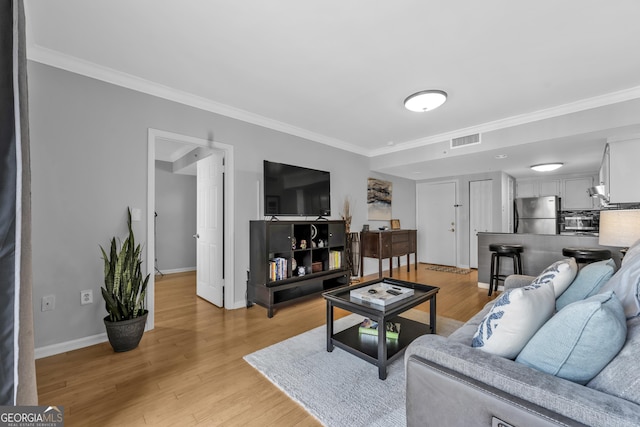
[469,180,493,268]
[196,151,224,307]
[417,181,457,266]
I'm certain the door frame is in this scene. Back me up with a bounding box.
[146,128,235,330]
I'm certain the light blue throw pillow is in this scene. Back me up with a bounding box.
[516,291,627,385]
[556,259,615,311]
[599,247,640,319]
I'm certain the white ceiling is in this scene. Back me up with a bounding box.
[24,1,640,179]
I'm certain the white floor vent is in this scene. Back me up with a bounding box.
[451,133,481,149]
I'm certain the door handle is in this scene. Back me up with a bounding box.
[449,228,455,232]
[193,234,199,239]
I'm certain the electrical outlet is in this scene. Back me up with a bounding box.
[80,290,93,305]
[41,295,55,312]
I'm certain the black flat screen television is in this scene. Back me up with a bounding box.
[264,160,331,216]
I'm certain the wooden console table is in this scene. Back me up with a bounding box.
[360,229,417,278]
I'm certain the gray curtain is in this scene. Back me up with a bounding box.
[0,0,37,405]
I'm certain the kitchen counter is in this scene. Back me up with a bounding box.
[477,232,622,291]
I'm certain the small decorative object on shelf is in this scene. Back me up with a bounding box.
[358,318,401,340]
[391,219,401,230]
[300,239,307,249]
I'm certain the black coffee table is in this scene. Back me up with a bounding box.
[323,277,439,380]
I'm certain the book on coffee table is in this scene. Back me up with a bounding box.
[350,282,414,306]
[358,318,401,340]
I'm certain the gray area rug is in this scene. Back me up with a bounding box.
[243,311,463,427]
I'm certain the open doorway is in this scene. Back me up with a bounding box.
[146,129,235,330]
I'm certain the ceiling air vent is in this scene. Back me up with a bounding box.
[451,133,481,149]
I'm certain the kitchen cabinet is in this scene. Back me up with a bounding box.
[601,136,640,204]
[516,175,598,209]
[515,178,561,198]
[562,176,594,209]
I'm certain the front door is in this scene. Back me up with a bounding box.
[416,181,457,266]
[196,151,224,307]
[469,180,493,268]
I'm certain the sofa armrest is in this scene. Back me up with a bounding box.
[405,335,640,427]
[406,356,581,426]
[504,274,535,290]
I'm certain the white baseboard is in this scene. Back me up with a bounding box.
[35,332,108,359]
[155,266,196,275]
[477,281,504,292]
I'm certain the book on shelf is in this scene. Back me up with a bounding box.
[358,318,401,340]
[268,257,287,281]
[329,250,342,269]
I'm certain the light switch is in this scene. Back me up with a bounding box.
[131,208,142,221]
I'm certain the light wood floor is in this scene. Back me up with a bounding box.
[36,265,497,426]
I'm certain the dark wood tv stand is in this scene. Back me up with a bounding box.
[360,229,417,278]
[248,220,349,317]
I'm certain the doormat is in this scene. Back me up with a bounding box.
[424,264,472,274]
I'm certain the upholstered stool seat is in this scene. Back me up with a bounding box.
[488,243,524,296]
[562,247,612,264]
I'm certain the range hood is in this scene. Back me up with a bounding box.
[588,185,610,206]
[588,185,606,198]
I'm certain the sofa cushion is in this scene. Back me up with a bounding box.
[516,291,626,385]
[598,245,640,319]
[531,258,578,297]
[556,258,616,311]
[587,315,640,405]
[471,282,555,359]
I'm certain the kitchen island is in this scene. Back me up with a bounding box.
[477,232,623,291]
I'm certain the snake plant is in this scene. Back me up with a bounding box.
[100,208,149,322]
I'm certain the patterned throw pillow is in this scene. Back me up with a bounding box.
[531,258,578,298]
[472,282,555,359]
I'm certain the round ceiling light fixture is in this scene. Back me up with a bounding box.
[530,163,564,172]
[404,90,448,112]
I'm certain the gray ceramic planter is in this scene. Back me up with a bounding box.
[104,311,148,352]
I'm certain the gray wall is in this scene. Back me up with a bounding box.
[155,161,196,272]
[28,62,416,349]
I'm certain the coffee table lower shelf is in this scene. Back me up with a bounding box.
[330,317,433,372]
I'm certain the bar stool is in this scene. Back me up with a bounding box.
[562,247,612,266]
[488,244,524,296]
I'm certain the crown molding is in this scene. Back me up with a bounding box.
[26,44,370,156]
[27,44,640,160]
[370,85,640,157]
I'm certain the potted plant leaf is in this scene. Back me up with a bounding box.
[100,207,150,352]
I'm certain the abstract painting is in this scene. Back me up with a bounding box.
[367,178,392,220]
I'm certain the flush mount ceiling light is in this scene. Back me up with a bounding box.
[404,90,448,112]
[530,163,564,172]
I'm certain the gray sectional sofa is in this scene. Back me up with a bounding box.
[405,245,640,426]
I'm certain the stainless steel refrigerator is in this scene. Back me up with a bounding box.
[514,196,560,234]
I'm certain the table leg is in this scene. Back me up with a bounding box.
[389,258,393,277]
[430,295,437,334]
[326,302,334,352]
[406,254,410,272]
[378,315,388,380]
[378,257,383,278]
